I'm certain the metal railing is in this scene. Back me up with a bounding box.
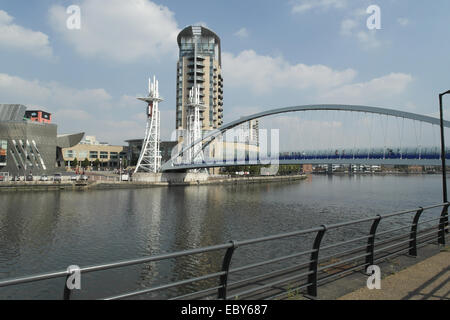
[0,203,448,300]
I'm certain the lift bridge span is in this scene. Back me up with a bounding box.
[161,104,450,172]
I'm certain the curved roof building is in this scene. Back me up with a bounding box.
[0,104,84,176]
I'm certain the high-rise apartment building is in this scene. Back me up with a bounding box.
[176,25,223,139]
[237,119,259,145]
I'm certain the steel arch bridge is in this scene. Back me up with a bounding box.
[161,104,450,172]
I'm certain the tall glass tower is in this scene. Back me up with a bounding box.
[176,25,223,141]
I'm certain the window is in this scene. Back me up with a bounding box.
[100,152,108,159]
[110,152,118,159]
[65,150,75,158]
[78,151,88,159]
[89,151,98,159]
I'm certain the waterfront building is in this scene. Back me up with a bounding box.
[62,136,127,169]
[0,104,83,176]
[176,25,224,140]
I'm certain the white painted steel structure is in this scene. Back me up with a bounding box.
[161,104,450,172]
[134,76,162,173]
[185,85,205,165]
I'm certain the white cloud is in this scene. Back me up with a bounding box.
[0,72,173,144]
[54,109,93,121]
[340,16,382,49]
[234,27,249,39]
[0,73,114,110]
[0,10,53,58]
[321,73,414,105]
[355,30,382,49]
[397,17,410,27]
[0,72,113,118]
[48,0,180,62]
[291,0,347,13]
[222,50,357,94]
[340,19,358,36]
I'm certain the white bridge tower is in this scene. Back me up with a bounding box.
[134,76,162,173]
[185,85,205,165]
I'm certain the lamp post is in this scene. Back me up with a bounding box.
[439,90,450,204]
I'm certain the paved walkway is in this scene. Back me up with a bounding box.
[339,249,449,300]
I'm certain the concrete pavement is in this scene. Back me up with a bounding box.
[338,248,449,300]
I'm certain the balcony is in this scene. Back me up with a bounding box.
[187,55,205,61]
[187,61,205,68]
[187,76,205,82]
[187,69,205,75]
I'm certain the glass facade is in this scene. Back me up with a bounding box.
[65,150,75,158]
[100,151,108,159]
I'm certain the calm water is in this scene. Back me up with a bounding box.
[0,174,445,299]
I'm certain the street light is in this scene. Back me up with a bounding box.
[439,90,450,204]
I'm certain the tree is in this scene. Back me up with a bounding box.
[72,157,78,168]
[93,159,101,170]
[82,158,90,169]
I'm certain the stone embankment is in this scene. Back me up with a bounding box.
[0,174,308,192]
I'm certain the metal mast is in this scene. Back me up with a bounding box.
[134,76,162,173]
[185,85,205,165]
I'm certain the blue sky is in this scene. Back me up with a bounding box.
[0,0,449,147]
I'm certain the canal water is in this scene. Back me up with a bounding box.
[0,174,445,299]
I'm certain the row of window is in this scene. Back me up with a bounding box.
[64,150,120,159]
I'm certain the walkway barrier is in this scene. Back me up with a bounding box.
[0,203,448,300]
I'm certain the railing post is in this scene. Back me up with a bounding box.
[365,215,381,270]
[438,203,450,245]
[408,208,424,257]
[218,241,238,300]
[306,225,327,298]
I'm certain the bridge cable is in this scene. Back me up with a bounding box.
[368,112,374,159]
[413,120,419,159]
[419,121,423,159]
[382,114,389,159]
[432,124,438,157]
[352,111,359,159]
[399,117,405,159]
[330,111,336,159]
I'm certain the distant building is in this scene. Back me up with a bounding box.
[0,104,83,176]
[62,136,127,169]
[237,119,259,145]
[126,139,177,167]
